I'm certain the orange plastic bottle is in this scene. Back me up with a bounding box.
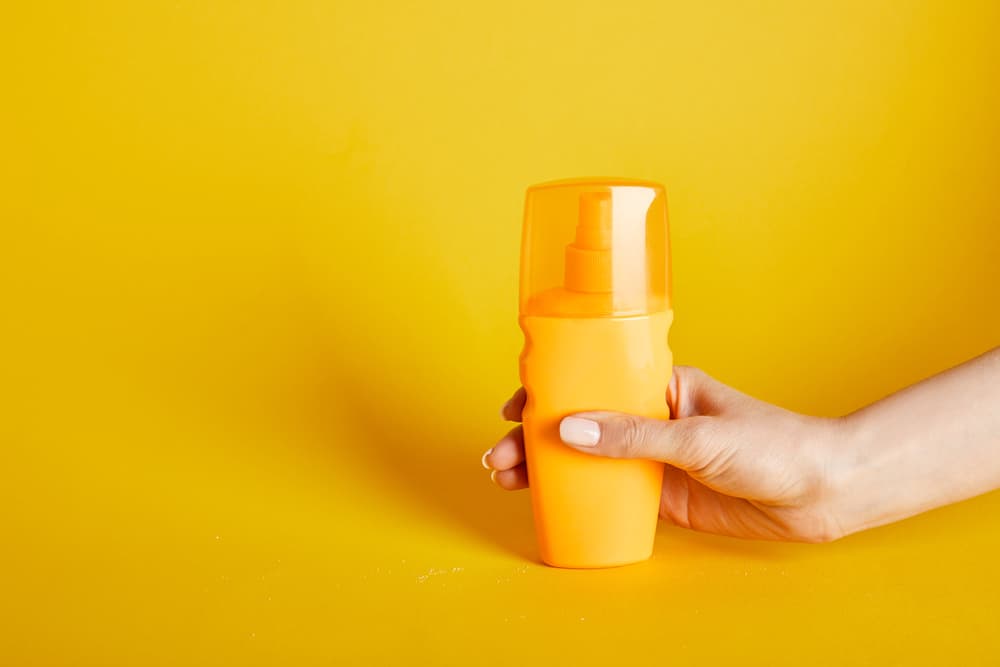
[518,178,672,568]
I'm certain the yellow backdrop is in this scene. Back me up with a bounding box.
[4,1,999,664]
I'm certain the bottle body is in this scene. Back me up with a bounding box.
[519,309,673,568]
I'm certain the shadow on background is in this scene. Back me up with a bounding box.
[318,361,538,562]
[656,521,791,562]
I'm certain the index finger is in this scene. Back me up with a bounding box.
[500,386,526,422]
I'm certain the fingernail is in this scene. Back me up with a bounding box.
[500,400,511,419]
[560,417,601,447]
[490,469,498,484]
[481,448,494,470]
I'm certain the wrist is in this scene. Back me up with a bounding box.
[801,415,858,542]
[813,412,879,540]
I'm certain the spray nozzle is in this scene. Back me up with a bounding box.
[564,191,612,293]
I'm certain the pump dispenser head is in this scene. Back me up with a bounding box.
[564,192,613,294]
[520,178,670,317]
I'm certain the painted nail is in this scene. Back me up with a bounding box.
[500,400,511,419]
[560,417,601,446]
[490,469,498,484]
[481,448,494,470]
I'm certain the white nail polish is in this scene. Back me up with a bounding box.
[560,417,601,447]
[481,448,494,470]
[490,469,498,484]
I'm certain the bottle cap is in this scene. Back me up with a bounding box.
[520,178,670,317]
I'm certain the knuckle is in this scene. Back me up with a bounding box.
[613,414,648,458]
[674,417,715,469]
[676,365,706,385]
[673,364,697,378]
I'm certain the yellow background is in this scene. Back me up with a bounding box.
[3,1,1000,664]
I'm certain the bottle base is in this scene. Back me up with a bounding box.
[539,550,654,569]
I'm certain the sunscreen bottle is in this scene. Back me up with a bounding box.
[518,178,672,568]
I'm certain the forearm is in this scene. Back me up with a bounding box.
[829,346,1000,536]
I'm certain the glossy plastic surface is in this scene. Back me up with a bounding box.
[520,312,673,567]
[520,179,670,318]
[519,178,673,567]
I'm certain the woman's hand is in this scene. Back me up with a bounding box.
[482,366,846,543]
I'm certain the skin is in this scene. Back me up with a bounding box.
[483,347,1000,543]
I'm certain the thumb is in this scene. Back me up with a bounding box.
[558,411,717,471]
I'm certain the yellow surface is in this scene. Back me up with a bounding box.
[3,1,999,664]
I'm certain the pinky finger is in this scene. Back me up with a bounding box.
[492,463,529,490]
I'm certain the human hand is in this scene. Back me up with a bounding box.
[482,366,846,543]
